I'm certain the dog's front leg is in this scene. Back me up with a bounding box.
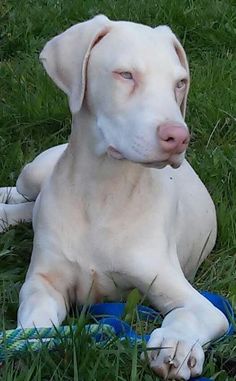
[127,256,229,380]
[17,274,67,328]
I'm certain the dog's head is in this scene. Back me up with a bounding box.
[40,15,190,169]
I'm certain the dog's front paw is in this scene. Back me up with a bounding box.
[17,296,60,329]
[142,328,205,380]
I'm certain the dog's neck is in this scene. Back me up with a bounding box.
[62,109,152,207]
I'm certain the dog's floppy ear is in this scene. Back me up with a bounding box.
[40,15,111,114]
[173,37,190,118]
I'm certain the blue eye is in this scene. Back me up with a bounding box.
[120,72,133,80]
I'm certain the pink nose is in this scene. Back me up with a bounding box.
[157,122,190,154]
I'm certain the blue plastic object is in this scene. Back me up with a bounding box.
[87,291,235,381]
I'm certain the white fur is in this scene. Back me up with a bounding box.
[0,16,228,380]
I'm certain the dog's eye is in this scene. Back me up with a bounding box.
[176,79,186,89]
[120,72,133,80]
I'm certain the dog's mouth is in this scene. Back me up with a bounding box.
[143,159,182,169]
[107,146,125,160]
[107,146,183,169]
[143,161,170,169]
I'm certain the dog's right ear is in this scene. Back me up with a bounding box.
[40,15,111,114]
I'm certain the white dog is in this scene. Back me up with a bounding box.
[0,15,228,380]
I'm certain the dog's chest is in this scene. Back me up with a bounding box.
[56,214,136,303]
[46,176,167,303]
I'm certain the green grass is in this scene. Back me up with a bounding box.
[0,0,235,379]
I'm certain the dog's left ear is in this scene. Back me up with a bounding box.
[40,15,111,114]
[155,26,190,118]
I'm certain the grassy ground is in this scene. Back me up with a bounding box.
[0,0,235,379]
